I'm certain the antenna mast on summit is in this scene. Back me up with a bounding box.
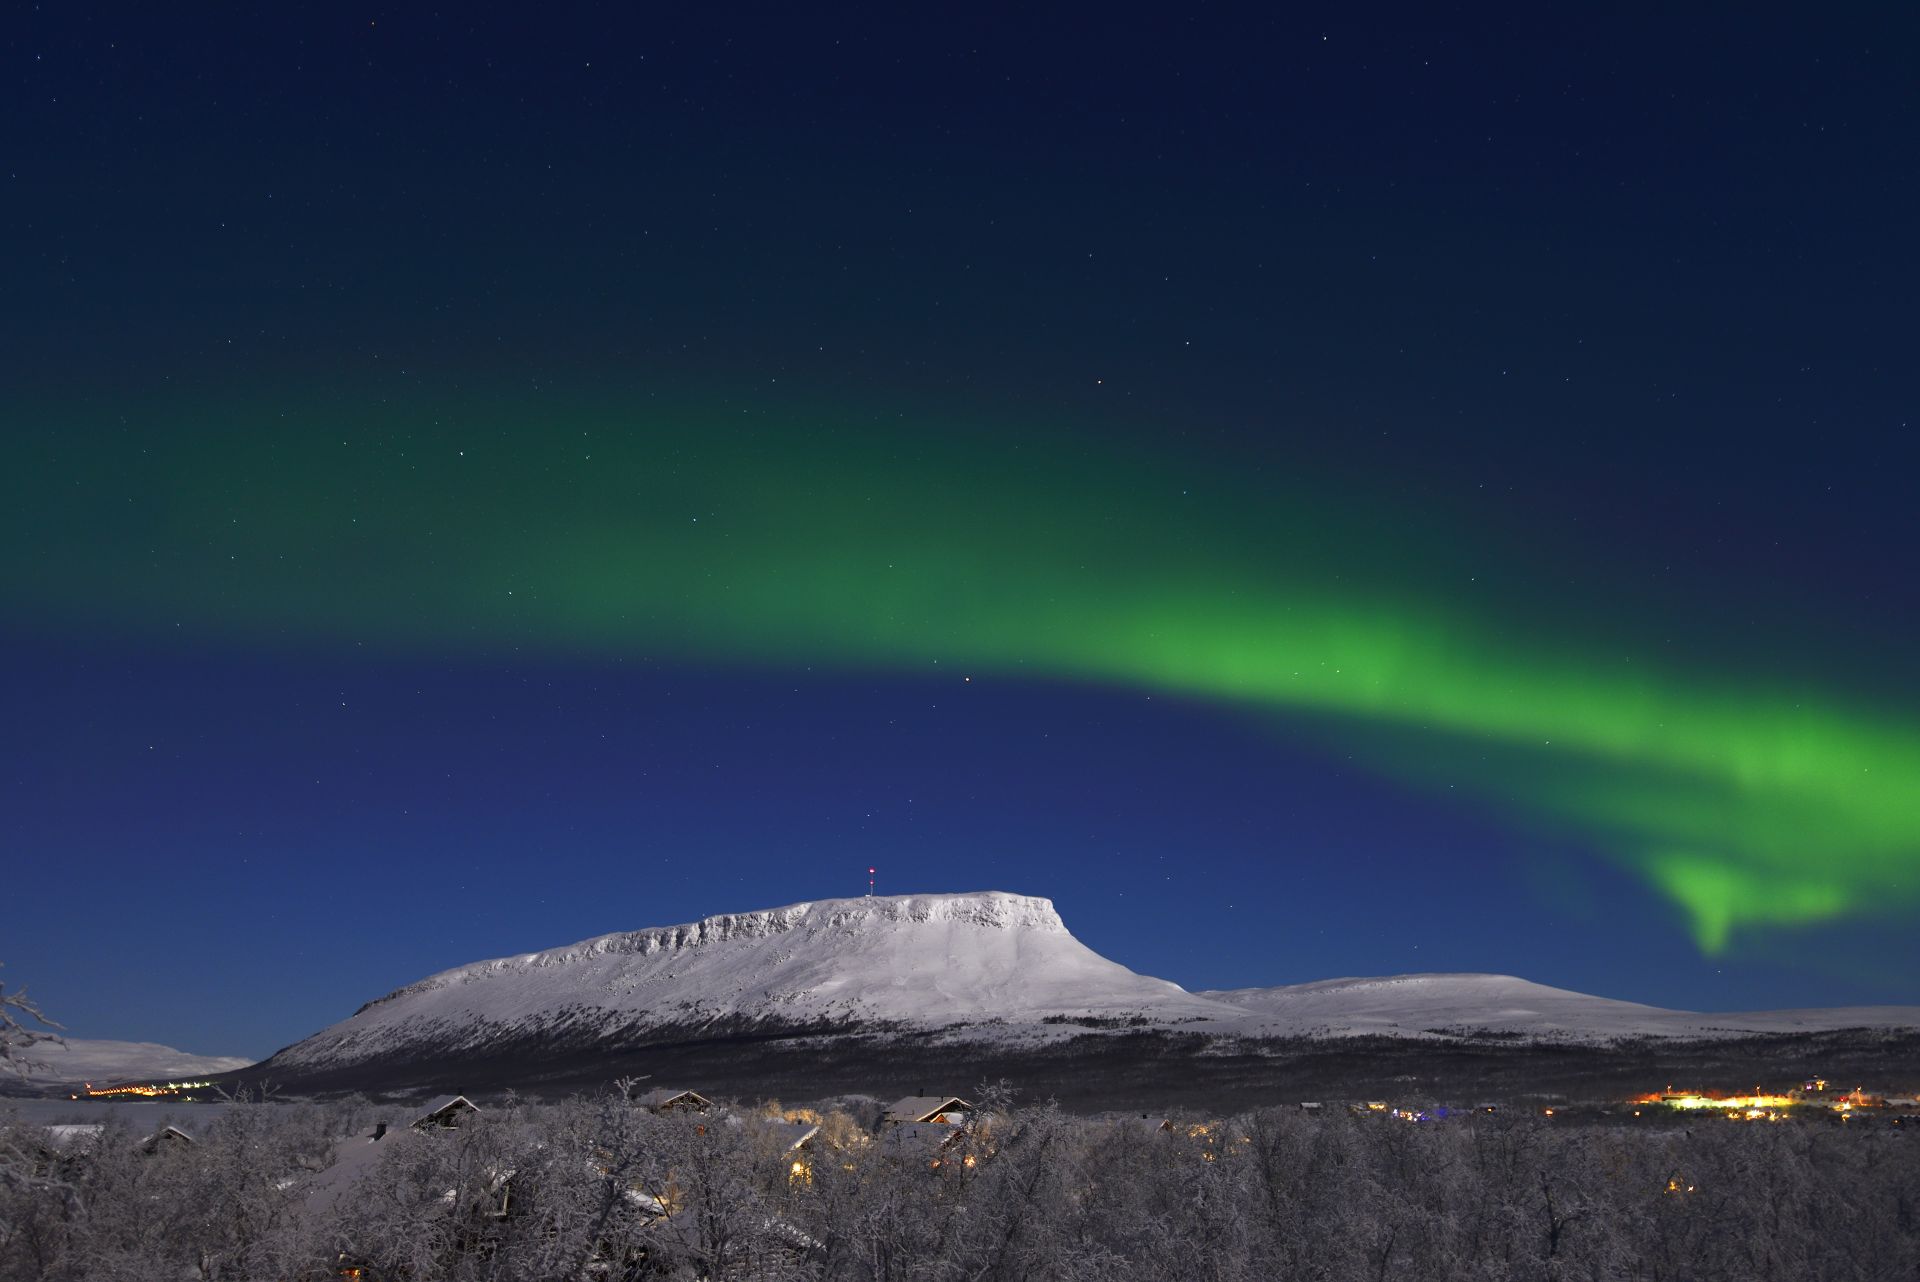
[868,867,876,897]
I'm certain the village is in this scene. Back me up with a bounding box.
[60,1068,1920,1127]
[1619,1078,1920,1124]
[9,1067,1920,1280]
[1357,1077,1920,1127]
[30,1071,1920,1195]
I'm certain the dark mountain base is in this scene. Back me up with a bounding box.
[220,1023,1920,1112]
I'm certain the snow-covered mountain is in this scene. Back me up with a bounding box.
[268,892,1229,1074]
[10,1038,254,1086]
[258,892,1920,1084]
[1204,973,1920,1040]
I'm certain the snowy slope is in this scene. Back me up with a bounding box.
[1206,974,1920,1040]
[11,1038,254,1086]
[262,892,1920,1077]
[1203,973,1675,1037]
[268,892,1240,1072]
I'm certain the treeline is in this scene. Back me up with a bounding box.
[3,1091,1917,1280]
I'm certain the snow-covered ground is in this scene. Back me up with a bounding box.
[8,1038,254,1087]
[0,1098,243,1127]
[265,892,1920,1076]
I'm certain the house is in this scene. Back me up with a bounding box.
[304,1113,509,1225]
[413,1094,480,1129]
[303,1124,422,1222]
[635,1087,712,1114]
[883,1095,971,1126]
[880,1121,967,1164]
[139,1124,194,1154]
[760,1118,822,1183]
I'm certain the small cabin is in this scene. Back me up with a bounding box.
[413,1095,480,1129]
[307,1117,509,1227]
[883,1095,972,1126]
[139,1125,195,1155]
[635,1088,713,1114]
[766,1119,822,1184]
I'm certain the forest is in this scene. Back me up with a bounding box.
[3,1087,1916,1281]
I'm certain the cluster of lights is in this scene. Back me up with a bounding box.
[81,1080,214,1099]
[1636,1092,1799,1113]
[1162,1121,1256,1160]
[1347,1101,1506,1122]
[1629,1084,1892,1122]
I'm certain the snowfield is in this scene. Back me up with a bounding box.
[263,891,1920,1075]
[1203,972,1920,1040]
[10,1038,254,1086]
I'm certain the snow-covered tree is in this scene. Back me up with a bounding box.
[0,964,60,1077]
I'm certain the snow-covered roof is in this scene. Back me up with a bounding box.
[42,1123,105,1150]
[302,1126,422,1220]
[883,1096,971,1124]
[634,1087,710,1112]
[765,1120,819,1152]
[414,1094,479,1126]
[139,1124,194,1150]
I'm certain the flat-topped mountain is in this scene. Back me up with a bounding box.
[270,892,1226,1077]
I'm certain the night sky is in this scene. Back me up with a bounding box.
[5,8,1917,1060]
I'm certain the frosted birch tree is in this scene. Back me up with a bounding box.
[0,965,59,1077]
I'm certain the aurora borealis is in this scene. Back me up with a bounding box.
[10,404,1916,949]
[5,8,1915,1054]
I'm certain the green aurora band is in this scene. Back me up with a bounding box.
[8,394,1916,952]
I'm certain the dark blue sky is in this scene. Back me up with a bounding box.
[4,6,1916,1058]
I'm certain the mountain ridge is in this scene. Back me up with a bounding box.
[253,891,1920,1090]
[363,891,1074,1014]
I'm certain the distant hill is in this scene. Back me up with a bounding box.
[6,1038,253,1092]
